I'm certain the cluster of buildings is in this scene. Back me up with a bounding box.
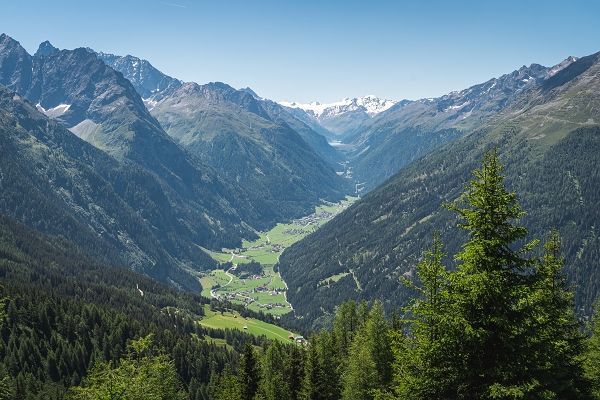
[292,211,334,227]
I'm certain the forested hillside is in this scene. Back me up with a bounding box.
[0,211,295,399]
[279,50,600,330]
[148,82,348,219]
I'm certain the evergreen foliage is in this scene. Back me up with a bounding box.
[68,334,186,399]
[0,211,305,399]
[238,342,260,400]
[441,148,540,397]
[389,150,591,399]
[279,125,600,330]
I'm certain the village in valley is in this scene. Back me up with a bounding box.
[200,197,357,316]
[214,268,290,313]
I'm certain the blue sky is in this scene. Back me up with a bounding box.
[1,0,599,103]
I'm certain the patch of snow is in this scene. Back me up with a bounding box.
[444,101,470,113]
[143,98,158,111]
[36,103,71,118]
[484,82,497,94]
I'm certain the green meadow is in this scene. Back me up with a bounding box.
[199,306,299,342]
[201,196,357,314]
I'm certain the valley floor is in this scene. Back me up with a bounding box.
[200,196,357,316]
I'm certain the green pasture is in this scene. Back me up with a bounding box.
[235,196,359,264]
[200,306,297,342]
[318,272,350,287]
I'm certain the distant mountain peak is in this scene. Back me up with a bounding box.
[35,40,57,57]
[279,95,398,118]
[88,49,182,99]
[548,56,579,76]
[239,87,262,99]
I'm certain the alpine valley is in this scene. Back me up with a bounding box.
[2,30,600,398]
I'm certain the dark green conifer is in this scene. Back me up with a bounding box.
[239,342,260,400]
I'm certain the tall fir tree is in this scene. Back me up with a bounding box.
[527,229,590,398]
[364,300,393,390]
[260,340,289,400]
[390,232,458,399]
[389,149,592,399]
[341,329,376,400]
[285,343,305,400]
[239,342,260,400]
[442,148,541,398]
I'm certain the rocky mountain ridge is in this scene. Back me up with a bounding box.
[340,57,579,192]
[91,49,183,99]
[279,95,400,140]
[145,81,349,213]
[1,33,339,291]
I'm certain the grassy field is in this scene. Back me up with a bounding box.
[199,306,298,342]
[200,196,358,315]
[236,196,357,265]
[199,269,231,298]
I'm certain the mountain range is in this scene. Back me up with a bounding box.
[2,31,600,335]
[280,95,399,140]
[0,33,347,290]
[93,48,349,208]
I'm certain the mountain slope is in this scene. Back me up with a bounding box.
[0,34,291,244]
[0,210,251,398]
[343,58,578,192]
[91,47,348,219]
[238,88,344,168]
[278,51,600,329]
[146,81,349,218]
[256,98,345,168]
[0,84,212,290]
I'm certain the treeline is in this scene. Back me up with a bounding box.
[210,300,392,400]
[230,261,263,279]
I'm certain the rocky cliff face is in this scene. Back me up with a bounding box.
[0,34,33,95]
[92,50,182,99]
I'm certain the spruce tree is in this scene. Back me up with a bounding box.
[441,148,540,398]
[239,342,260,400]
[341,329,376,400]
[69,334,186,400]
[391,232,457,399]
[365,300,393,390]
[285,343,305,400]
[390,149,592,399]
[586,297,600,399]
[261,340,289,400]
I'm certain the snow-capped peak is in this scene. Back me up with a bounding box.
[280,95,397,118]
